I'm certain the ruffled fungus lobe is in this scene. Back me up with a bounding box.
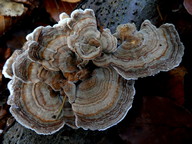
[71,67,135,130]
[3,9,184,134]
[94,20,184,80]
[7,78,76,135]
[67,9,117,60]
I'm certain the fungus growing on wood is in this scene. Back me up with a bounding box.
[71,67,135,130]
[67,9,117,60]
[94,20,184,79]
[3,9,184,135]
[7,78,76,135]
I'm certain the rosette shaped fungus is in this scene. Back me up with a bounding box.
[12,51,66,91]
[3,50,76,135]
[26,25,78,74]
[70,67,135,130]
[94,20,184,79]
[7,78,76,135]
[67,9,117,60]
[3,8,184,135]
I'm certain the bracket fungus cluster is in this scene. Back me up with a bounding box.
[3,9,184,135]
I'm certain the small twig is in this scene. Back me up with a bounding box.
[157,5,164,21]
[56,95,67,119]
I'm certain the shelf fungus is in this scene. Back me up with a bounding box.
[93,20,184,79]
[3,9,184,134]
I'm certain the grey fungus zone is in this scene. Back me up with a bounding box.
[7,78,76,135]
[71,67,135,130]
[93,20,184,80]
[2,9,184,135]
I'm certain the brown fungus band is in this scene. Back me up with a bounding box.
[3,9,184,135]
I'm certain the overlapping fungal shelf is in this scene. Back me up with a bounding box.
[94,20,184,79]
[2,9,184,135]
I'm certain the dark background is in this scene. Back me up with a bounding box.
[1,0,192,143]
